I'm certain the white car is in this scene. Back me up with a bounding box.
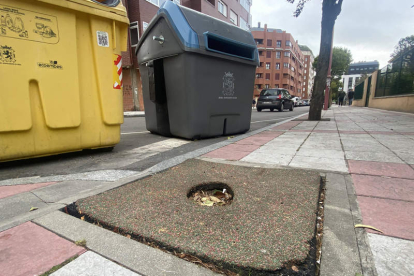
[291,97,300,106]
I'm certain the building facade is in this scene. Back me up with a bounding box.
[299,45,315,100]
[341,61,380,93]
[251,24,305,100]
[121,0,253,111]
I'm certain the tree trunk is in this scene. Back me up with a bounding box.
[308,0,343,120]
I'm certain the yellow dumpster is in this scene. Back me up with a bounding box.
[0,0,129,161]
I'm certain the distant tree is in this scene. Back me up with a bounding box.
[391,35,414,59]
[287,0,344,120]
[313,47,353,79]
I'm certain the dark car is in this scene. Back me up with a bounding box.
[256,88,294,112]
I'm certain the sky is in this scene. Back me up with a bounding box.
[250,0,414,68]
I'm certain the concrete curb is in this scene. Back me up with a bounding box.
[124,112,145,118]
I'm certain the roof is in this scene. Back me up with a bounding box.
[349,61,379,67]
[251,27,283,33]
[299,44,314,56]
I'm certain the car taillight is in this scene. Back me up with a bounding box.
[278,94,282,99]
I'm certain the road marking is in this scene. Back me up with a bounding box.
[251,115,302,124]
[121,131,150,135]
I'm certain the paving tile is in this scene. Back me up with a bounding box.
[51,251,140,276]
[222,144,261,152]
[348,160,414,179]
[345,151,403,164]
[0,192,49,223]
[358,196,414,240]
[352,174,414,201]
[312,130,339,133]
[241,151,294,166]
[368,233,414,276]
[392,150,414,165]
[235,136,275,146]
[339,131,367,134]
[0,222,85,276]
[296,148,344,159]
[0,182,57,199]
[289,156,348,172]
[367,131,398,135]
[202,148,251,160]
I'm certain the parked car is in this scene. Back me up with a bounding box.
[256,89,294,112]
[302,99,309,106]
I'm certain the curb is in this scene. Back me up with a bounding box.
[124,112,145,118]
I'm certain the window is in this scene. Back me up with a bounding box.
[240,17,248,30]
[275,84,279,88]
[356,68,359,70]
[291,66,295,72]
[348,77,353,88]
[275,73,280,80]
[129,21,139,47]
[240,0,250,12]
[276,40,281,47]
[303,82,306,85]
[283,63,289,68]
[276,52,281,58]
[230,10,237,25]
[285,40,292,47]
[265,73,270,80]
[254,39,263,45]
[143,22,149,32]
[266,62,270,69]
[267,39,272,47]
[256,84,262,89]
[218,1,227,16]
[265,84,269,89]
[305,64,307,68]
[284,51,290,57]
[305,57,308,61]
[259,62,263,67]
[266,51,271,58]
[304,76,306,79]
[276,63,280,69]
[304,70,306,73]
[350,68,355,71]
[303,87,306,91]
[256,73,262,79]
[259,51,263,56]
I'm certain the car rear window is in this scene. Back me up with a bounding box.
[260,89,280,96]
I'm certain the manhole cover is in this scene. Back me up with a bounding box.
[187,182,233,206]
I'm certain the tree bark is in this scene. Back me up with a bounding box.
[308,0,343,120]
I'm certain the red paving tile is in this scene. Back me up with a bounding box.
[339,131,367,134]
[223,144,261,152]
[348,160,414,179]
[235,136,275,146]
[312,130,339,133]
[367,131,398,135]
[0,222,86,276]
[253,131,284,138]
[357,196,414,240]
[352,174,414,201]
[203,148,252,160]
[288,129,312,132]
[0,182,57,199]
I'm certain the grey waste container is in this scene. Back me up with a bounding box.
[136,1,259,139]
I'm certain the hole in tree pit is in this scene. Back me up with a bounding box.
[187,182,234,206]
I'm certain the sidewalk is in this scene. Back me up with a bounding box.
[1,106,413,275]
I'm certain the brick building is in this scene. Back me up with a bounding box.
[299,45,315,100]
[121,0,253,111]
[251,23,304,100]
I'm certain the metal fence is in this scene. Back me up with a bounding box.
[375,47,414,97]
[354,81,364,100]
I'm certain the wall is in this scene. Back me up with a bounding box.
[352,71,414,113]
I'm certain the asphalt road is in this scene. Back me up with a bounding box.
[0,106,309,180]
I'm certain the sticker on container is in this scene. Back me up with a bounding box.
[113,54,122,89]
[97,31,109,47]
[0,45,20,65]
[219,72,237,100]
[0,4,59,44]
[37,60,63,69]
